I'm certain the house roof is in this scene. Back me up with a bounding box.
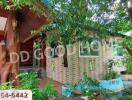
[0,17,7,31]
[17,7,47,43]
[0,7,10,40]
[0,2,48,43]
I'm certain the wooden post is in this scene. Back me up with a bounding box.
[2,11,20,86]
[0,42,12,83]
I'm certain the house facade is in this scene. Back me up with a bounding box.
[46,36,124,84]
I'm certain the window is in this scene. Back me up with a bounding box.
[79,39,100,57]
[112,39,124,57]
[0,17,7,31]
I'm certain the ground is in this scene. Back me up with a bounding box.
[39,77,62,95]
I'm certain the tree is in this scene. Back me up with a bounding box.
[39,0,132,67]
[39,0,131,45]
[122,36,132,55]
[1,0,131,46]
[0,0,46,15]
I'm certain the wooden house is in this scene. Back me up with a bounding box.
[0,2,47,83]
[46,35,125,84]
[0,1,126,85]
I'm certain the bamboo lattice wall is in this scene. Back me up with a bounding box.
[46,40,113,84]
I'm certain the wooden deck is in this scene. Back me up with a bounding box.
[39,77,62,95]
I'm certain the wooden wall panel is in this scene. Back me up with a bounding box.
[46,40,113,84]
[20,40,33,66]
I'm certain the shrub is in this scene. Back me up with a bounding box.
[0,71,58,100]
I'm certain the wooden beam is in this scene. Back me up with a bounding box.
[23,34,37,43]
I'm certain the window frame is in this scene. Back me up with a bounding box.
[79,41,99,58]
[111,39,124,58]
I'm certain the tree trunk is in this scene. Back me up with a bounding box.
[0,11,19,86]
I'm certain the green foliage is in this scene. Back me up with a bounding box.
[83,90,93,99]
[17,72,39,89]
[0,81,13,90]
[32,81,58,100]
[33,42,41,49]
[81,72,100,86]
[75,72,111,98]
[40,0,129,45]
[103,59,119,80]
[0,0,45,15]
[122,37,132,50]
[123,55,132,73]
[122,37,132,73]
[46,32,60,45]
[42,82,58,100]
[1,0,130,46]
[32,88,44,100]
[103,70,119,80]
[107,59,115,69]
[119,95,132,100]
[0,72,58,100]
[119,88,132,100]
